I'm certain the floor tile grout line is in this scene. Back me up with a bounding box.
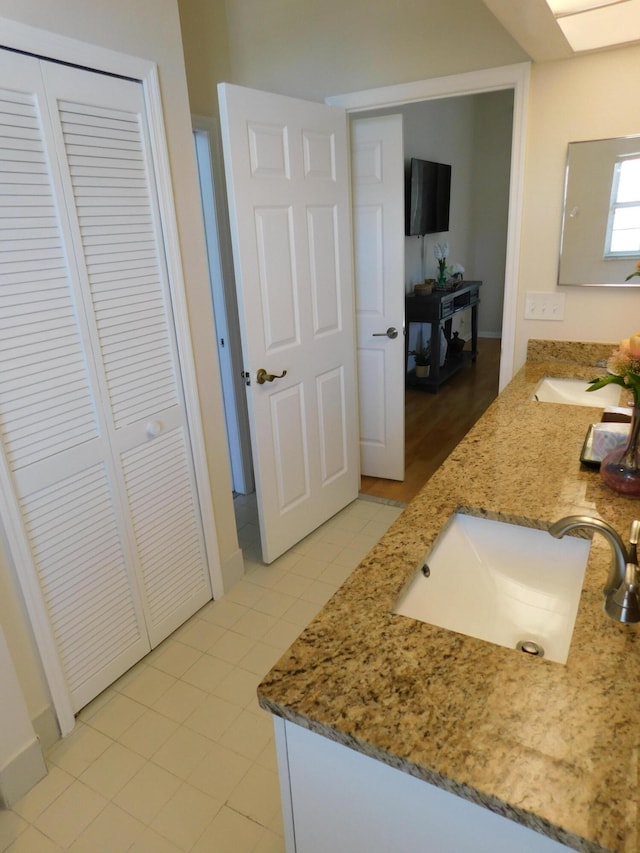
[3,497,402,853]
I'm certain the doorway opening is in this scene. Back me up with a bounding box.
[194,64,528,547]
[354,88,513,503]
[361,337,501,503]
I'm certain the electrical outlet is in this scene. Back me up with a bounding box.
[524,291,565,321]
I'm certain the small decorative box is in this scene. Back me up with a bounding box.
[591,422,630,461]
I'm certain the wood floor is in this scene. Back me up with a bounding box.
[360,337,501,504]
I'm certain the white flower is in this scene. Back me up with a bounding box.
[434,242,449,261]
[449,263,464,275]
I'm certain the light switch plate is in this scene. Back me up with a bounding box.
[524,291,565,321]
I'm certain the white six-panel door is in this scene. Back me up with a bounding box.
[350,114,405,481]
[0,49,212,714]
[218,83,359,563]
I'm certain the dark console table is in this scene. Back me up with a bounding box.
[405,281,481,392]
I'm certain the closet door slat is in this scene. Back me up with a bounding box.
[0,51,153,717]
[20,464,147,704]
[57,98,180,429]
[48,64,211,649]
[0,87,100,471]
[0,51,213,720]
[121,428,209,634]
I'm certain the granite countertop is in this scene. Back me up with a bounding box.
[258,340,640,853]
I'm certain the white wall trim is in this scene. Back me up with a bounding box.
[0,17,156,80]
[0,16,225,732]
[273,716,297,853]
[32,703,60,753]
[191,114,254,498]
[328,62,531,392]
[0,621,47,804]
[326,63,531,111]
[141,69,224,601]
[220,546,246,594]
[0,737,47,808]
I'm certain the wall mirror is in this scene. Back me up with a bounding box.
[558,134,640,286]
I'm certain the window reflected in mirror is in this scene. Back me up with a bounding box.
[559,135,640,286]
[605,156,640,257]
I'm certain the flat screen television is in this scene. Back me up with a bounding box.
[405,157,451,236]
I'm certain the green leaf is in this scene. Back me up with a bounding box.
[586,374,626,391]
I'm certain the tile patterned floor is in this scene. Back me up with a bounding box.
[0,495,403,853]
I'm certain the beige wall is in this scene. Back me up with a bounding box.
[178,0,232,116]
[177,1,640,369]
[516,43,640,367]
[358,91,512,338]
[0,0,237,727]
[220,0,527,101]
[469,91,513,338]
[0,546,48,729]
[400,98,477,291]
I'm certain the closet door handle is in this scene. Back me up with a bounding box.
[146,420,162,438]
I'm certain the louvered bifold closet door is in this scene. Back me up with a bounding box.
[0,50,150,712]
[41,63,212,648]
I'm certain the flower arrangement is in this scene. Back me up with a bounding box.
[626,261,640,282]
[587,334,640,405]
[433,243,464,287]
[434,242,449,285]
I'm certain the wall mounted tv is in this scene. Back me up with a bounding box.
[405,157,451,236]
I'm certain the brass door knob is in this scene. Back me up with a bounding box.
[256,368,287,385]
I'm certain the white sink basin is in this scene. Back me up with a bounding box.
[394,513,591,664]
[531,376,621,408]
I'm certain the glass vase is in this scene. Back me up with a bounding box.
[600,403,640,497]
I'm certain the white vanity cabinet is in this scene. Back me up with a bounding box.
[273,718,571,853]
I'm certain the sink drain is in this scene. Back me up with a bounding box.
[516,640,545,658]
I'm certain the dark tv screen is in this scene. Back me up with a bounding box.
[405,157,451,236]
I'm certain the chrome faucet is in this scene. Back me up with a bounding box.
[548,515,640,624]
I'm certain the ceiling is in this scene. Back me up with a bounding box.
[483,0,640,60]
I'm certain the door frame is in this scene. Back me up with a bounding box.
[192,115,254,495]
[205,63,529,514]
[0,18,224,736]
[328,61,531,393]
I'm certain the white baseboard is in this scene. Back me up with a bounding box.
[32,704,60,753]
[0,737,47,807]
[478,331,502,339]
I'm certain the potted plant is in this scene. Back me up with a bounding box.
[409,346,431,379]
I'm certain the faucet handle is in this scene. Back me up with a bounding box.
[605,560,640,623]
[629,520,640,565]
